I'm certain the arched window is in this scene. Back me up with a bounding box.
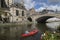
[22,11,24,16]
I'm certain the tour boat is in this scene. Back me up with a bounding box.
[22,29,39,37]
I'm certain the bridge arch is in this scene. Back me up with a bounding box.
[36,16,54,23]
[27,17,32,22]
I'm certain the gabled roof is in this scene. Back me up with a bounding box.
[29,8,35,11]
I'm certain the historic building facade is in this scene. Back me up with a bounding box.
[9,3,27,23]
[0,0,27,23]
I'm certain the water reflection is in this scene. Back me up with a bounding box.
[0,26,23,40]
[46,22,60,30]
[0,24,38,40]
[0,22,60,40]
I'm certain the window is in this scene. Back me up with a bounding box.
[22,11,24,16]
[22,6,23,8]
[1,0,4,7]
[16,10,19,16]
[1,0,7,8]
[5,13,7,16]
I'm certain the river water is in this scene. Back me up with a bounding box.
[0,22,60,40]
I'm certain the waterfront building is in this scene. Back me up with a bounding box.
[0,0,27,23]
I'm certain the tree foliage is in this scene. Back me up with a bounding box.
[42,31,60,40]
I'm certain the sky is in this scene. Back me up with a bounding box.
[14,0,60,12]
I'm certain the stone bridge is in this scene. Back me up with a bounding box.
[27,13,60,23]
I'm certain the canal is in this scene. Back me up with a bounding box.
[0,22,60,40]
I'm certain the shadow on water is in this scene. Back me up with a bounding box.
[36,22,60,33]
[36,23,49,33]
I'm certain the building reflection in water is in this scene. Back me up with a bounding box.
[0,26,23,40]
[0,23,38,40]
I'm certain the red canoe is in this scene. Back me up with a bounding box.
[22,30,39,37]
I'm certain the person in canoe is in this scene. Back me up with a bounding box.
[25,30,29,34]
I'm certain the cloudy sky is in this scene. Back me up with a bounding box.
[14,0,60,12]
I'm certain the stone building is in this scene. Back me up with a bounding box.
[0,0,27,23]
[9,3,27,23]
[29,8,39,17]
[0,0,10,23]
[29,8,36,15]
